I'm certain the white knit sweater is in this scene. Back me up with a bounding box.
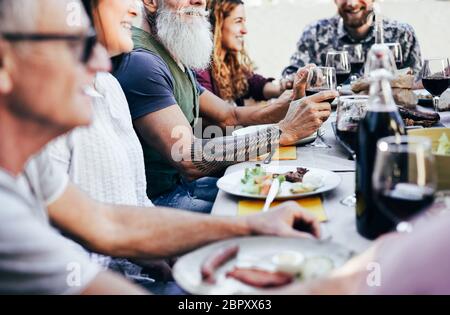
[45,72,153,268]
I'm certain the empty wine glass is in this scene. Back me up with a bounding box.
[343,44,365,80]
[326,51,351,86]
[384,43,403,70]
[373,136,437,233]
[421,58,450,112]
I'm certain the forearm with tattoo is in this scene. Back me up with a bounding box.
[190,126,281,174]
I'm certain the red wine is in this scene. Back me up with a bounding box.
[356,110,406,239]
[336,128,358,152]
[305,89,336,103]
[422,77,450,97]
[376,186,434,225]
[350,62,365,75]
[336,72,351,85]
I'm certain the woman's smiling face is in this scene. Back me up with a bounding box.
[93,0,138,56]
[221,4,248,53]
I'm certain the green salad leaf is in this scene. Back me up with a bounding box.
[241,165,266,184]
[436,132,450,155]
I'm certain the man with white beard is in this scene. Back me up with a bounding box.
[114,0,338,213]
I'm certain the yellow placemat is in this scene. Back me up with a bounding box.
[238,197,327,222]
[251,146,297,161]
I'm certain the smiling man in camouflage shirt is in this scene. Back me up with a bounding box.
[282,0,423,77]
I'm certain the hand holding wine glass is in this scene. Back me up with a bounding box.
[305,66,337,101]
[303,67,338,148]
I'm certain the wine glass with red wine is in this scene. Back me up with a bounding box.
[421,58,450,112]
[304,67,337,148]
[336,96,369,153]
[372,136,437,233]
[306,66,337,101]
[326,51,351,86]
[384,43,403,70]
[343,44,365,79]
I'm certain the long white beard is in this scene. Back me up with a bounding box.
[156,7,213,70]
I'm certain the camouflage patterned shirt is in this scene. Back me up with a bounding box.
[282,15,423,77]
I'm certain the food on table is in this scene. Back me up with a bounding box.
[352,74,417,108]
[417,92,433,100]
[391,88,418,108]
[226,267,294,288]
[352,74,415,92]
[201,244,239,284]
[290,171,325,194]
[240,164,286,196]
[301,256,335,280]
[200,245,337,288]
[398,106,440,127]
[290,182,317,194]
[240,165,324,196]
[436,133,450,155]
[271,251,305,275]
[302,172,325,188]
[283,167,309,183]
[227,254,335,287]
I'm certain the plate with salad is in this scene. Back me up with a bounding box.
[217,165,341,200]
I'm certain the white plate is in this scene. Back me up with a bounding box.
[173,236,354,295]
[232,124,323,146]
[217,165,341,200]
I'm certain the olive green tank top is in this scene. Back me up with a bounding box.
[132,27,200,198]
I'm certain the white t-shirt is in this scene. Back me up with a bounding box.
[0,152,99,294]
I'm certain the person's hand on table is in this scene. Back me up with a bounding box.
[244,201,321,239]
[277,90,337,146]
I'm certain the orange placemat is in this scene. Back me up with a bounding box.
[238,197,327,222]
[251,146,297,161]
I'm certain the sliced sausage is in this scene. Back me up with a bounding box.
[201,244,239,284]
[226,267,294,288]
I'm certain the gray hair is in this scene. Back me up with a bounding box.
[142,0,165,34]
[0,0,38,33]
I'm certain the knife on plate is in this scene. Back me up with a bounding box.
[262,178,280,212]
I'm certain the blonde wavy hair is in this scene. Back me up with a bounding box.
[208,0,254,101]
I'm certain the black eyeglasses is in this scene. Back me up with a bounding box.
[1,29,97,64]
